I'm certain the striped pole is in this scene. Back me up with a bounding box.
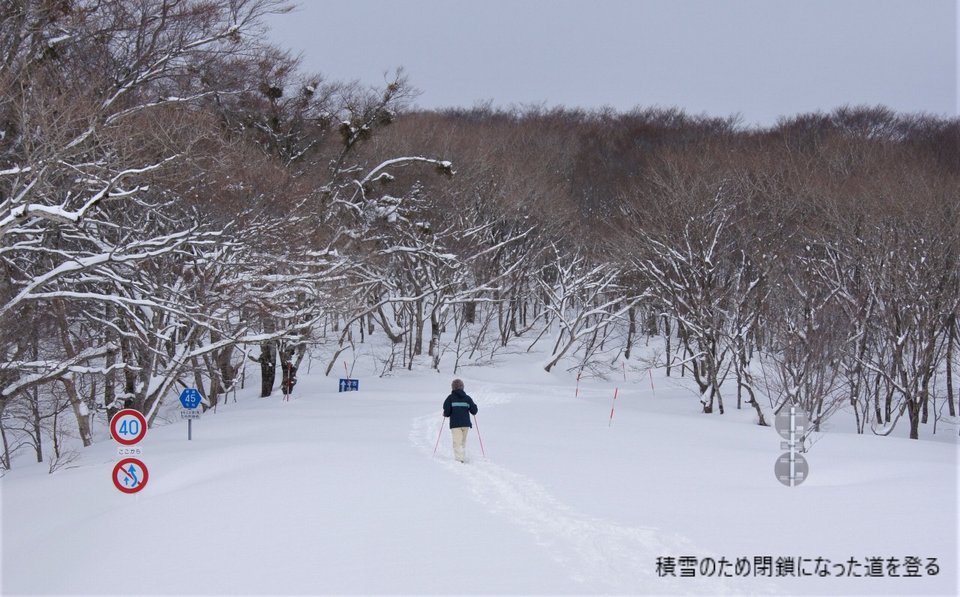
[608,387,619,427]
[649,369,656,396]
[575,372,581,398]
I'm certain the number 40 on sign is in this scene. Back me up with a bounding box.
[110,409,147,446]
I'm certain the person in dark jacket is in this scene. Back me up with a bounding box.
[442,379,478,463]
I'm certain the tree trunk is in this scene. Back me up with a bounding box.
[213,346,237,407]
[852,398,863,434]
[30,386,42,463]
[884,383,894,424]
[51,300,93,446]
[678,323,690,378]
[121,335,137,406]
[206,355,222,409]
[701,387,714,414]
[61,378,93,447]
[0,407,11,469]
[742,381,767,426]
[664,315,672,377]
[947,314,956,417]
[429,307,441,360]
[414,300,424,356]
[465,301,476,324]
[104,303,119,422]
[873,372,883,424]
[258,341,276,397]
[377,305,404,344]
[907,399,921,440]
[736,341,754,412]
[714,380,725,415]
[646,309,658,336]
[921,387,929,424]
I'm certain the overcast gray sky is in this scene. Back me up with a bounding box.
[265,0,958,127]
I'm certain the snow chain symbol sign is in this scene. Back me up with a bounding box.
[110,409,149,494]
[774,405,809,487]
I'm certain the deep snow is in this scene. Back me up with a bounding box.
[1,344,957,596]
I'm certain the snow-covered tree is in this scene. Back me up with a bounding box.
[0,0,291,461]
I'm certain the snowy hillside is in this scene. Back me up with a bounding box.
[2,346,957,596]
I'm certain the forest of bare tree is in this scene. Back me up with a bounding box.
[2,0,957,470]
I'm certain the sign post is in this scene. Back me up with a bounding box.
[774,405,810,487]
[110,409,148,494]
[338,378,359,392]
[179,388,203,440]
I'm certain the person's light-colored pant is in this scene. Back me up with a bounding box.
[451,427,469,462]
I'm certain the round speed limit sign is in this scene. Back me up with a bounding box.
[110,409,147,446]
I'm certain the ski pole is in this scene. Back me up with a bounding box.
[473,414,486,457]
[432,416,445,456]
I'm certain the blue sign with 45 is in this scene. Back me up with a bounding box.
[179,388,202,409]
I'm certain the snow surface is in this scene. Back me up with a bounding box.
[1,344,957,596]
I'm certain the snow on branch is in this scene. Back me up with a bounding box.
[0,156,178,238]
[0,166,32,177]
[357,157,454,189]
[1,343,117,399]
[0,228,198,320]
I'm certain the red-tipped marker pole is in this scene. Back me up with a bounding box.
[608,387,619,427]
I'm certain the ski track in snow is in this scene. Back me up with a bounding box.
[410,386,767,595]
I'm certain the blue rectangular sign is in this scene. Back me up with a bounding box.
[338,379,359,392]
